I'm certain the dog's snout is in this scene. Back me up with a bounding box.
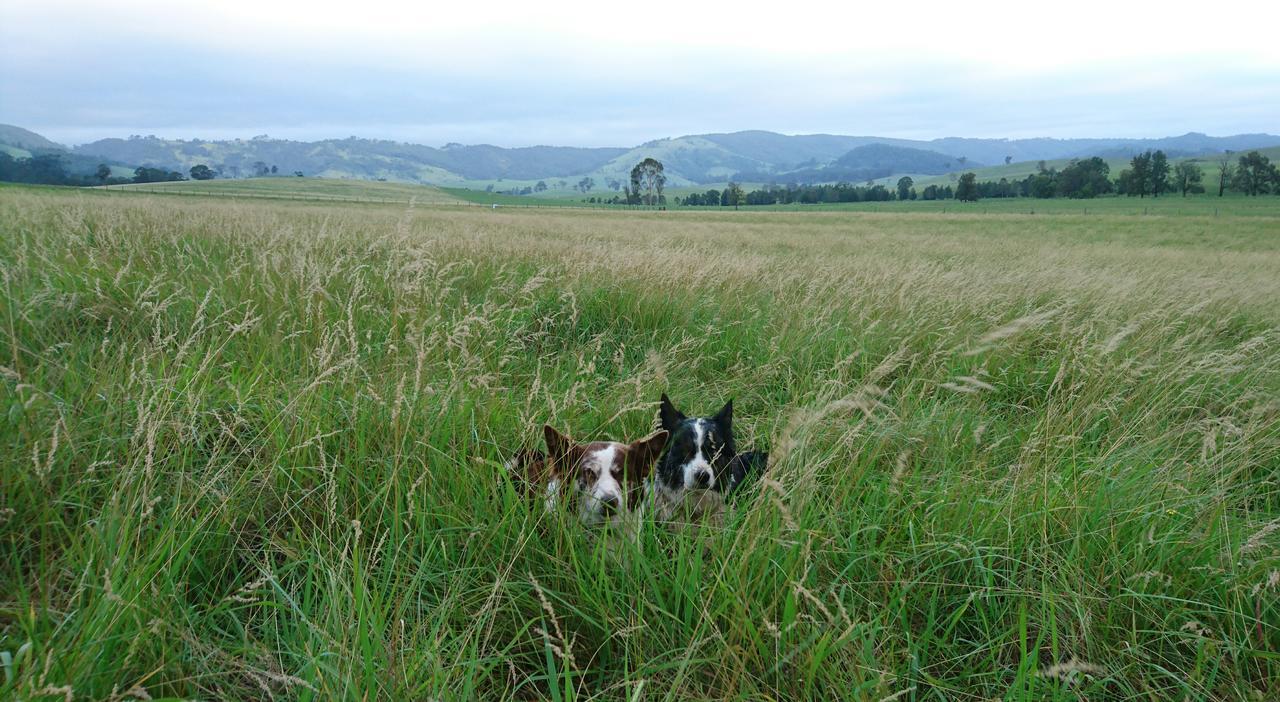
[694,470,712,488]
[600,495,620,513]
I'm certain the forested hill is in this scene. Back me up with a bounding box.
[4,123,1280,186]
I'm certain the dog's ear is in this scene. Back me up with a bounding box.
[659,393,685,431]
[713,398,733,428]
[543,424,583,473]
[625,430,669,481]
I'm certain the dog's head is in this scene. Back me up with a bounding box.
[543,424,668,527]
[656,394,737,494]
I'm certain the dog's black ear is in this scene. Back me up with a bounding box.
[713,399,733,428]
[659,393,685,431]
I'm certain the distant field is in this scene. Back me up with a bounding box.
[443,183,1280,217]
[15,177,1280,218]
[687,194,1280,217]
[0,144,32,159]
[81,171,1280,218]
[108,176,462,204]
[3,184,1277,700]
[440,186,608,207]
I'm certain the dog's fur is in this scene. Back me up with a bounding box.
[511,425,668,529]
[653,394,767,522]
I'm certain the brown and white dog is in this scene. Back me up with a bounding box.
[510,425,668,529]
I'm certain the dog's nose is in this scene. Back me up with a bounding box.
[694,471,711,488]
[601,495,620,513]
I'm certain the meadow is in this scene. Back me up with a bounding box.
[109,178,461,205]
[1,185,1278,700]
[99,177,1280,219]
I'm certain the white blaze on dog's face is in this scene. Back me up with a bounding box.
[657,396,734,495]
[542,425,668,527]
[575,443,625,526]
[680,420,715,490]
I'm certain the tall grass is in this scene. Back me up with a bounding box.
[1,188,1278,700]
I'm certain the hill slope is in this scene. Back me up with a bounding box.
[909,145,1280,190]
[0,124,64,151]
[69,135,626,183]
[776,144,962,183]
[5,124,1279,188]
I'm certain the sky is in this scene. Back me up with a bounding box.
[1,0,1278,147]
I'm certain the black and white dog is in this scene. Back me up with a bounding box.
[652,394,768,522]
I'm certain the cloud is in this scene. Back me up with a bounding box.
[2,0,1278,145]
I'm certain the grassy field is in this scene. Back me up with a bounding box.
[108,177,462,205]
[441,187,608,207]
[2,186,1278,700]
[86,176,1280,219]
[682,195,1280,217]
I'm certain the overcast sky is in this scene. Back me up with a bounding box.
[2,0,1277,147]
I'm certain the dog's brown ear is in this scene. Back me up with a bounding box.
[543,424,583,474]
[543,424,570,457]
[625,429,669,481]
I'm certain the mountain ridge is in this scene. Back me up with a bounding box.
[3,124,1278,187]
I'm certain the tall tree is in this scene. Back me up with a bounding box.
[1128,152,1152,198]
[1149,150,1169,197]
[1173,162,1203,197]
[955,172,979,202]
[576,176,595,193]
[629,158,665,206]
[1232,151,1278,196]
[725,181,745,210]
[896,176,914,201]
[1056,157,1112,198]
[189,164,215,180]
[1217,153,1233,197]
[95,164,111,184]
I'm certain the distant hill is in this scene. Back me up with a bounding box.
[0,124,64,151]
[908,144,1280,191]
[0,125,133,177]
[66,135,626,183]
[4,124,1278,188]
[921,132,1280,166]
[762,143,962,183]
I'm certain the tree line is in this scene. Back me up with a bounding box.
[0,153,309,187]
[666,150,1280,207]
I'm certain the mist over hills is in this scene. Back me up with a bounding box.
[4,123,1279,187]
